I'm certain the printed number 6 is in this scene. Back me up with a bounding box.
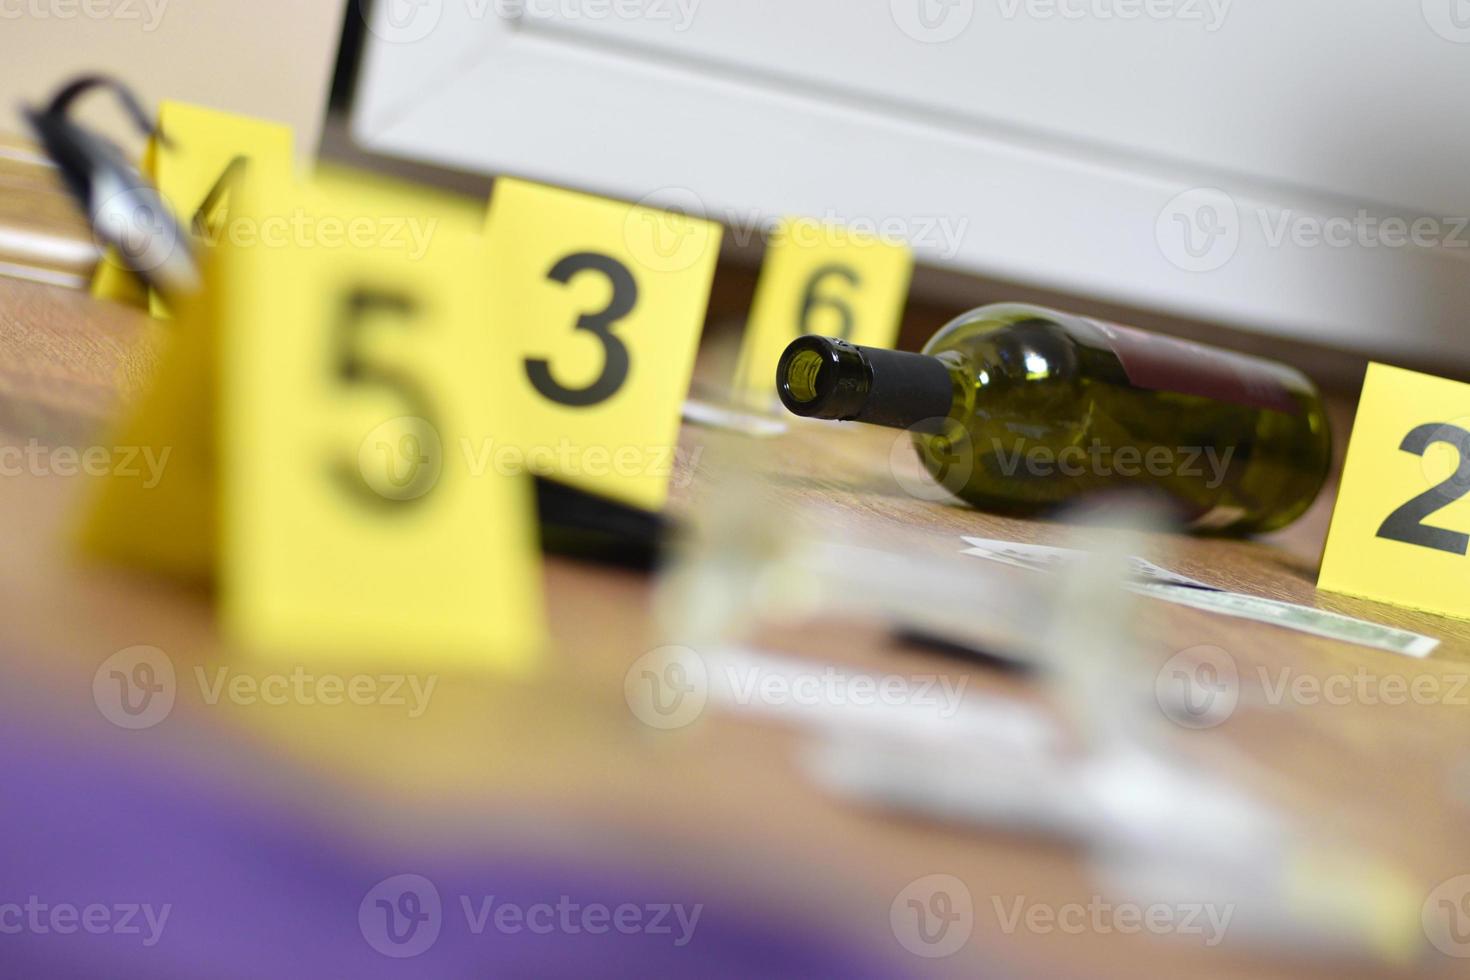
[1376,423,1470,555]
[799,265,861,340]
[526,252,638,408]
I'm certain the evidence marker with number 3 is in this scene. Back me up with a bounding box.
[1320,363,1470,619]
[777,303,1332,534]
[483,178,721,512]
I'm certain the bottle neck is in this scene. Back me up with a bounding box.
[776,337,956,432]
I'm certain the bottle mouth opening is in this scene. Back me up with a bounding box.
[777,336,856,418]
[782,349,827,404]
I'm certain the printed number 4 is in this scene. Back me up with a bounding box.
[1377,423,1470,555]
[526,252,638,408]
[191,156,248,244]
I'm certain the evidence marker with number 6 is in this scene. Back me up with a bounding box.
[776,303,1332,534]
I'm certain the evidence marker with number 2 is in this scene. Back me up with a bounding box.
[777,303,1332,534]
[1320,363,1470,620]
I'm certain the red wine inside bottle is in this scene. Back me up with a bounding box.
[776,303,1331,534]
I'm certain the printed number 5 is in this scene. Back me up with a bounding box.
[526,252,638,408]
[331,288,440,508]
[1376,423,1470,555]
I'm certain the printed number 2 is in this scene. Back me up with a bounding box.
[1377,423,1470,555]
[526,252,638,408]
[799,265,861,340]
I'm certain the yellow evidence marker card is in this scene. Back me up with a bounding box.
[483,178,721,512]
[734,216,913,406]
[1319,363,1470,620]
[90,101,294,317]
[218,169,544,669]
[76,250,221,580]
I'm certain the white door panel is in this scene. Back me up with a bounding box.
[354,0,1470,361]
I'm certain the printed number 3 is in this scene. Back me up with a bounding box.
[526,252,638,408]
[1377,423,1470,555]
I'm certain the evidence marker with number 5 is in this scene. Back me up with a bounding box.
[776,303,1332,534]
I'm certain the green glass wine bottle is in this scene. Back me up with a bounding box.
[775,303,1332,533]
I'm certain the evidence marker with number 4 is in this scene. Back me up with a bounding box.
[777,303,1332,534]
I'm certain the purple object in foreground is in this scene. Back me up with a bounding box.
[0,705,916,979]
